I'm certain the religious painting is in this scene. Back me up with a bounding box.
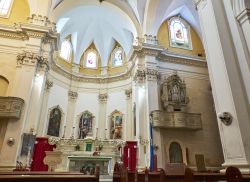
[113,49,123,67]
[169,17,192,50]
[169,142,183,163]
[86,51,97,68]
[47,106,62,137]
[110,110,123,139]
[78,111,93,139]
[20,133,36,156]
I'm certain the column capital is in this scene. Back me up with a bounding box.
[98,93,108,103]
[146,68,160,81]
[133,69,146,83]
[68,90,78,101]
[125,89,132,99]
[16,51,49,71]
[45,80,53,91]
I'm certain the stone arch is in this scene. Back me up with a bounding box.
[166,139,187,164]
[46,105,64,137]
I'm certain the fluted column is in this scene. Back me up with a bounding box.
[65,90,78,138]
[125,89,132,140]
[37,79,53,136]
[98,93,108,139]
[196,0,250,173]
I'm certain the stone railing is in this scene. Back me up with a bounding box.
[0,97,24,119]
[151,110,202,130]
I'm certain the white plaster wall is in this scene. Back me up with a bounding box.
[75,92,99,137]
[106,91,127,139]
[45,83,68,135]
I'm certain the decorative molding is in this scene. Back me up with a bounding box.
[27,14,56,31]
[158,51,207,67]
[144,34,158,45]
[68,90,78,101]
[45,80,53,91]
[195,0,208,10]
[133,69,146,83]
[146,68,160,81]
[125,89,132,99]
[51,44,206,84]
[0,97,24,119]
[98,93,108,103]
[16,52,49,71]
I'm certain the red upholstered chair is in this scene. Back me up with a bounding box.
[226,166,242,182]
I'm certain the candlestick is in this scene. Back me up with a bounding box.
[62,125,66,138]
[96,128,99,139]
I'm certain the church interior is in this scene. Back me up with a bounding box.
[0,0,250,181]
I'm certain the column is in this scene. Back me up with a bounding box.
[65,90,78,138]
[37,79,53,136]
[145,67,163,168]
[0,52,37,169]
[134,68,149,168]
[125,89,132,140]
[98,93,108,139]
[24,56,49,134]
[196,0,250,173]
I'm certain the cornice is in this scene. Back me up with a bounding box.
[0,23,57,41]
[51,44,207,83]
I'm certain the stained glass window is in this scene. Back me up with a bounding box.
[86,51,97,68]
[169,17,192,50]
[60,40,72,61]
[0,0,12,17]
[113,49,123,67]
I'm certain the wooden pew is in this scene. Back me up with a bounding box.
[0,174,99,182]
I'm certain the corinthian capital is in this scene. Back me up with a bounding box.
[98,93,108,103]
[68,90,78,101]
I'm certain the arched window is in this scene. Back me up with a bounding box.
[85,51,97,68]
[169,142,183,163]
[169,17,192,50]
[60,39,72,61]
[47,107,62,137]
[113,49,123,67]
[78,111,93,139]
[110,110,123,139]
[0,0,13,17]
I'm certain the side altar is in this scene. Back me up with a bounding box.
[46,137,125,175]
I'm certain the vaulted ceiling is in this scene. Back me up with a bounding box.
[49,0,200,65]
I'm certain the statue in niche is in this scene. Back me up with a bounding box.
[47,106,62,137]
[110,111,123,139]
[79,111,93,139]
[161,73,188,111]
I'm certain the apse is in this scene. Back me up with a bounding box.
[53,1,137,67]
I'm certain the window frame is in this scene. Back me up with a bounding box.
[168,16,192,50]
[111,47,124,67]
[0,0,14,18]
[59,38,73,62]
[83,48,99,69]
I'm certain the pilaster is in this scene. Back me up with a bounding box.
[38,79,53,136]
[65,90,78,138]
[98,93,108,139]
[125,88,132,140]
[196,0,250,173]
